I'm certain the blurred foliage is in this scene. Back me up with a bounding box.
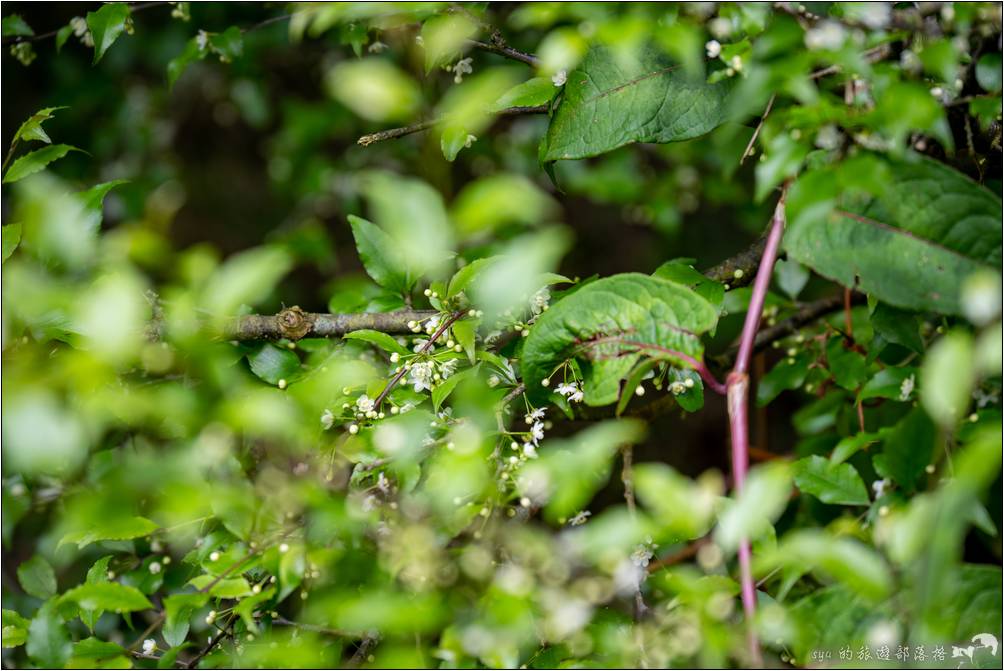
[2,2,1002,669]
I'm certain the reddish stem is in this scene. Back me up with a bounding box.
[374,311,465,409]
[726,186,788,667]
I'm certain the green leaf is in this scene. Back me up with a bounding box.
[616,359,657,416]
[773,258,809,300]
[13,106,67,145]
[792,455,870,506]
[3,144,80,184]
[3,224,22,264]
[830,431,881,465]
[27,601,71,669]
[976,53,1003,93]
[421,13,476,72]
[162,592,208,648]
[541,46,733,161]
[208,26,243,63]
[60,515,159,549]
[2,608,30,648]
[17,555,57,599]
[921,329,975,429]
[56,24,73,53]
[440,125,473,162]
[348,214,409,293]
[522,273,718,406]
[715,461,791,552]
[785,154,1003,315]
[451,175,558,239]
[279,545,306,600]
[187,574,252,599]
[634,462,715,540]
[451,318,477,364]
[758,530,893,601]
[167,37,207,89]
[235,587,275,633]
[881,407,935,491]
[858,367,917,402]
[246,343,300,386]
[2,14,34,38]
[61,582,153,613]
[70,637,130,667]
[431,364,478,412]
[517,420,646,524]
[757,351,812,406]
[869,302,923,352]
[343,329,409,355]
[491,77,558,111]
[202,246,292,316]
[86,3,131,64]
[825,337,869,391]
[652,260,725,309]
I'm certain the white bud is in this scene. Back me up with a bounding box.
[390,352,400,363]
[209,551,220,562]
[279,543,289,553]
[278,379,287,389]
[446,340,455,348]
[541,378,550,387]
[423,289,432,297]
[684,378,695,388]
[348,424,359,435]
[635,385,645,396]
[454,344,463,352]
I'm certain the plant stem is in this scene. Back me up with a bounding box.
[725,184,788,667]
[373,311,465,409]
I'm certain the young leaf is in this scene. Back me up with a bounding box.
[491,77,558,112]
[541,46,734,161]
[17,555,57,599]
[247,343,300,386]
[187,574,252,598]
[209,26,243,62]
[2,608,30,648]
[715,461,791,552]
[279,545,306,600]
[521,273,718,405]
[757,351,812,406]
[162,592,208,648]
[59,515,159,549]
[348,214,409,293]
[13,106,68,145]
[440,125,473,162]
[450,318,478,364]
[420,13,476,72]
[55,24,73,53]
[634,462,715,540]
[61,583,153,613]
[69,637,129,667]
[168,37,208,89]
[26,601,71,669]
[3,144,80,184]
[431,364,477,412]
[785,154,1003,315]
[2,14,34,38]
[86,3,131,64]
[3,223,23,263]
[792,455,870,506]
[343,329,409,355]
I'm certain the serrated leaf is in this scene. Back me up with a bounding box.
[86,3,131,64]
[78,180,127,232]
[17,555,57,599]
[246,343,300,386]
[348,214,409,293]
[521,273,718,406]
[60,516,159,549]
[162,592,208,648]
[61,582,153,613]
[491,77,557,112]
[343,329,409,355]
[13,106,67,145]
[793,455,870,505]
[785,154,1003,315]
[3,144,80,184]
[541,46,733,161]
[451,318,478,364]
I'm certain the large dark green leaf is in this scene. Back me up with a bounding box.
[878,407,935,492]
[522,273,718,405]
[541,46,733,161]
[785,154,1003,315]
[16,555,57,599]
[792,455,870,506]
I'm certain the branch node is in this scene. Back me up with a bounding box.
[277,306,314,340]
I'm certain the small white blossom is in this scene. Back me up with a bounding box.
[551,69,567,87]
[321,409,334,430]
[523,443,537,458]
[367,40,388,54]
[705,39,721,59]
[872,479,888,499]
[529,288,550,316]
[149,561,162,574]
[568,510,591,526]
[525,407,546,423]
[568,387,584,403]
[530,421,545,445]
[630,536,656,568]
[452,57,473,84]
[196,29,209,51]
[356,394,375,414]
[669,381,687,395]
[805,21,846,51]
[409,360,436,393]
[424,316,441,333]
[142,639,156,655]
[440,358,458,379]
[415,35,424,46]
[899,375,915,402]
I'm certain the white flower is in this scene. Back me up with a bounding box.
[568,388,584,403]
[669,381,687,395]
[899,375,915,402]
[415,35,425,46]
[525,407,546,423]
[367,40,388,53]
[413,338,430,353]
[705,39,721,59]
[872,479,888,499]
[424,316,441,333]
[409,360,435,393]
[568,510,591,526]
[530,421,545,445]
[142,639,156,655]
[320,409,335,430]
[149,561,162,574]
[630,537,656,568]
[555,381,584,403]
[356,394,375,414]
[523,442,538,458]
[452,57,473,84]
[551,69,567,87]
[464,134,477,148]
[529,288,550,316]
[440,358,458,379]
[805,21,846,51]
[196,29,209,51]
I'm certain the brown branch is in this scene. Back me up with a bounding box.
[740,94,775,165]
[703,237,768,290]
[373,310,465,409]
[221,307,438,341]
[357,105,548,147]
[467,38,539,67]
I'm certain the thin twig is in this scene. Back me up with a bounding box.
[186,618,234,669]
[357,105,548,146]
[466,38,539,67]
[373,311,465,409]
[740,94,775,165]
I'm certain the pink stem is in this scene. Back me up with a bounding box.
[726,186,788,667]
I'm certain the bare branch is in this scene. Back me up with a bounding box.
[357,105,548,147]
[467,38,540,67]
[221,307,438,341]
